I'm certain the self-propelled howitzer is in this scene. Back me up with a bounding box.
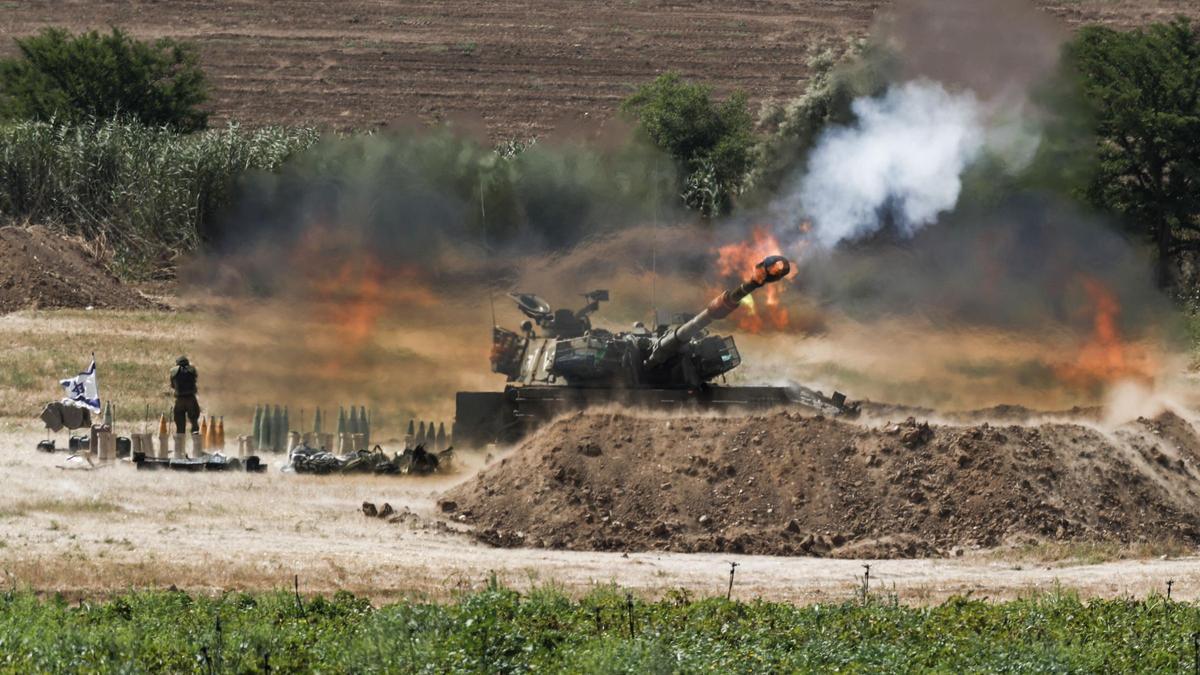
[453,255,854,447]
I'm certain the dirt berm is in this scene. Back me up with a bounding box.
[445,410,1200,558]
[0,226,155,313]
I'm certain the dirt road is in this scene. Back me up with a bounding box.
[2,426,1197,605]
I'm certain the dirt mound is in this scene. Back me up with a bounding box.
[0,226,156,313]
[446,409,1200,557]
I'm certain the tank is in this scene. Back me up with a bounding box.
[454,255,856,448]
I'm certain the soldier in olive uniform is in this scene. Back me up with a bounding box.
[170,356,201,434]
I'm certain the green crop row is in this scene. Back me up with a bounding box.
[2,585,1199,673]
[0,118,320,278]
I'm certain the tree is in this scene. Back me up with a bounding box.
[621,73,754,216]
[0,27,209,131]
[1066,18,1200,289]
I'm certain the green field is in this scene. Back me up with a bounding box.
[2,584,1199,673]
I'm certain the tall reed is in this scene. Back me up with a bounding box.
[0,118,320,277]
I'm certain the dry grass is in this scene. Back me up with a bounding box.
[0,417,508,602]
[0,497,123,519]
[0,309,199,426]
[990,540,1198,566]
[2,416,1200,605]
[0,303,478,438]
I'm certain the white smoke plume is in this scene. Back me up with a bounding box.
[793,80,986,248]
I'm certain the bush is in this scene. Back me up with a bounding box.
[0,118,320,277]
[621,73,754,216]
[0,118,676,278]
[0,27,209,131]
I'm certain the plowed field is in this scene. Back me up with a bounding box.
[3,1,1196,136]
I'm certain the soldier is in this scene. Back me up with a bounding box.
[169,356,201,434]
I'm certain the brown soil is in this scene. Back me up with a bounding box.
[2,1,1196,137]
[446,409,1200,557]
[2,421,1200,605]
[0,226,156,313]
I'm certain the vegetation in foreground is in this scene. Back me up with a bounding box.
[1,585,1199,673]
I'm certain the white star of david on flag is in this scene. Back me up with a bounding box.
[60,358,100,414]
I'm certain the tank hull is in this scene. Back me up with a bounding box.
[453,384,851,449]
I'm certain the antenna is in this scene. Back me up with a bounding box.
[651,158,659,326]
[481,173,496,328]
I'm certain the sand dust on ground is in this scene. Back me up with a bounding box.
[1,425,1198,605]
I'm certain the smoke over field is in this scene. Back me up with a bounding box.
[184,132,685,423]
[714,0,1177,412]
[184,0,1183,424]
[791,80,987,247]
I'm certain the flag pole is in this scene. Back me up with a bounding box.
[91,352,98,427]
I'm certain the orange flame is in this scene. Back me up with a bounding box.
[714,226,790,332]
[1055,277,1156,388]
[289,225,439,379]
[307,256,385,379]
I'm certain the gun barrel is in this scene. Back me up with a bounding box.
[645,255,790,367]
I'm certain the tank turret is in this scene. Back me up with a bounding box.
[490,256,789,389]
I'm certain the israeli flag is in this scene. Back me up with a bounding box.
[60,358,100,413]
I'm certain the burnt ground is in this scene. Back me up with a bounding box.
[2,1,1197,137]
[445,409,1200,558]
[0,226,157,313]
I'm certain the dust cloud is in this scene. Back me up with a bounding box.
[183,132,691,431]
[185,0,1185,427]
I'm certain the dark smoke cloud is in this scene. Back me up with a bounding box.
[796,193,1171,337]
[185,130,709,425]
[728,0,1172,341]
[187,0,1181,421]
[709,0,1180,408]
[201,129,682,288]
[883,0,1065,99]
